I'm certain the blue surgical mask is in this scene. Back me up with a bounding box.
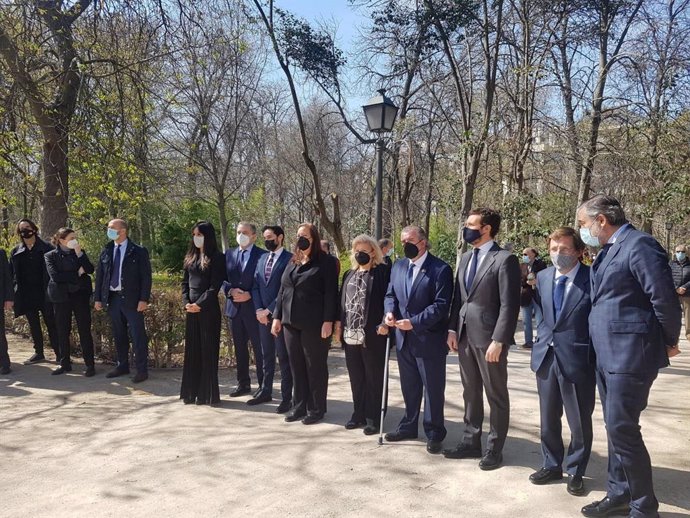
[677,252,687,262]
[522,255,530,264]
[579,226,600,248]
[107,228,119,241]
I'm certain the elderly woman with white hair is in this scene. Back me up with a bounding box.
[335,234,391,435]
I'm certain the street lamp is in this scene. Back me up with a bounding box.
[665,221,673,256]
[362,88,399,239]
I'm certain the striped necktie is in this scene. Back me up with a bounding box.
[264,252,275,282]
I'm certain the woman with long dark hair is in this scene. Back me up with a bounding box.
[180,221,226,405]
[9,219,59,363]
[44,228,96,376]
[271,223,338,424]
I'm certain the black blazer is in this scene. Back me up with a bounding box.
[337,264,390,336]
[44,248,94,303]
[94,240,152,310]
[0,250,13,303]
[182,252,226,311]
[274,253,338,330]
[9,238,53,316]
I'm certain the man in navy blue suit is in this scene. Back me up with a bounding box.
[224,222,267,397]
[249,225,293,412]
[577,195,681,518]
[528,227,595,497]
[383,225,453,455]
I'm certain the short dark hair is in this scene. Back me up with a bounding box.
[262,225,284,237]
[579,195,627,226]
[469,208,501,237]
[548,226,585,252]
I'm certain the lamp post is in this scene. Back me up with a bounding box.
[665,221,673,257]
[362,88,399,239]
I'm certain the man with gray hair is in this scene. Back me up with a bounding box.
[576,195,681,518]
[670,244,690,342]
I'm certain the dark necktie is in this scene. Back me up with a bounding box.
[264,252,275,282]
[240,249,247,271]
[466,248,480,291]
[110,245,121,289]
[553,275,568,320]
[405,262,415,297]
[592,243,612,273]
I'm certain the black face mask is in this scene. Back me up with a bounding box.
[354,251,371,266]
[403,242,419,259]
[264,239,279,252]
[19,229,35,239]
[462,226,483,244]
[296,236,310,251]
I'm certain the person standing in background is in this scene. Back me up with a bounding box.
[670,244,690,342]
[9,219,59,364]
[0,248,14,375]
[520,247,547,349]
[378,238,394,268]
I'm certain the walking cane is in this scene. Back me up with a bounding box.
[378,334,393,445]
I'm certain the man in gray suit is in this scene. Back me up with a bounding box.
[444,208,521,470]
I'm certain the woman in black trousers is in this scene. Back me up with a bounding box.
[9,219,59,363]
[44,228,96,376]
[272,223,338,425]
[180,221,226,405]
[336,235,390,435]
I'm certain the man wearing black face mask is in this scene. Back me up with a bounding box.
[383,225,453,455]
[250,225,293,410]
[445,208,521,470]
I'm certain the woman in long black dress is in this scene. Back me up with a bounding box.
[180,221,226,405]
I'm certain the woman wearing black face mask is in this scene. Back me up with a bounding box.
[271,223,338,425]
[335,234,390,435]
[9,219,59,364]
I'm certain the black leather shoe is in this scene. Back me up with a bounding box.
[247,393,272,406]
[276,401,292,414]
[427,440,443,454]
[84,366,96,377]
[106,368,129,378]
[182,398,194,404]
[567,475,585,496]
[384,431,418,442]
[24,353,47,365]
[230,385,251,397]
[52,366,68,375]
[522,342,533,349]
[581,497,629,517]
[0,366,11,375]
[363,425,378,435]
[442,443,482,459]
[302,414,324,425]
[479,450,503,470]
[285,411,307,422]
[132,372,148,383]
[529,467,563,485]
[345,420,365,430]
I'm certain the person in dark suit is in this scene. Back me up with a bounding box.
[180,221,226,406]
[271,223,338,425]
[445,208,521,470]
[383,225,453,454]
[45,228,96,376]
[576,195,681,518]
[336,234,390,435]
[528,227,595,497]
[249,225,293,411]
[9,219,59,364]
[520,247,547,349]
[0,249,14,375]
[94,219,152,383]
[378,238,394,269]
[223,221,266,397]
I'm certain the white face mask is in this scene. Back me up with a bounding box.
[193,235,204,249]
[236,233,251,248]
[66,239,79,249]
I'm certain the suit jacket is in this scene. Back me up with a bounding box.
[223,245,266,318]
[589,225,681,373]
[531,264,594,385]
[338,264,391,336]
[0,250,13,303]
[94,240,153,310]
[45,248,94,303]
[383,253,453,359]
[449,242,521,346]
[251,249,293,315]
[273,253,338,330]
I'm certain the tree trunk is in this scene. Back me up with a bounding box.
[40,127,69,236]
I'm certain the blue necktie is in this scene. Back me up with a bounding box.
[553,275,568,320]
[592,243,612,273]
[466,248,480,291]
[405,262,415,297]
[110,244,121,289]
[240,249,247,271]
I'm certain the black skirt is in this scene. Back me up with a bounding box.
[180,304,221,404]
